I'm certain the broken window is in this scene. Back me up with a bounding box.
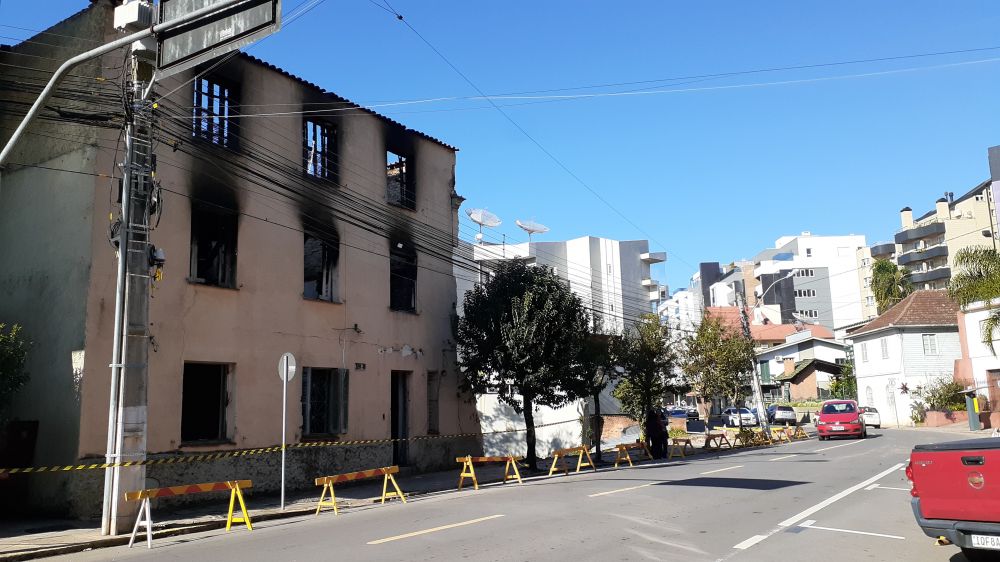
[301,368,349,436]
[181,363,229,442]
[386,149,415,210]
[303,234,339,302]
[193,77,235,148]
[427,371,440,435]
[303,119,336,180]
[390,239,417,312]
[190,205,238,288]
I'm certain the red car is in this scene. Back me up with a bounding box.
[816,400,867,440]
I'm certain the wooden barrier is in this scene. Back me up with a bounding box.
[614,442,653,467]
[124,479,253,549]
[548,446,597,476]
[456,455,524,490]
[790,425,809,440]
[705,428,732,450]
[667,437,694,460]
[314,466,405,516]
[770,427,792,444]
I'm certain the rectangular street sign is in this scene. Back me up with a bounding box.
[157,0,281,79]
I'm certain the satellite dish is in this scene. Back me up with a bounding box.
[466,208,501,243]
[516,219,549,242]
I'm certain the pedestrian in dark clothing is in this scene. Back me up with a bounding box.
[645,408,667,459]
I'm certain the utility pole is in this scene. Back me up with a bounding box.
[737,291,771,435]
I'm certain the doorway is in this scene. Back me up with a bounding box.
[391,371,410,466]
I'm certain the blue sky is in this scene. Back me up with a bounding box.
[4,1,1000,289]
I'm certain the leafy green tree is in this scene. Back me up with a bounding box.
[457,261,589,470]
[0,323,30,420]
[949,246,1000,354]
[568,316,618,463]
[611,314,674,423]
[679,316,755,427]
[829,361,857,400]
[871,258,913,314]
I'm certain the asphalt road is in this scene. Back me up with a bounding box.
[53,428,978,562]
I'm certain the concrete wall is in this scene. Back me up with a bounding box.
[476,393,582,459]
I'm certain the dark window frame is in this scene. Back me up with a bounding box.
[386,148,415,210]
[180,362,230,444]
[427,371,441,435]
[301,367,349,437]
[389,239,417,312]
[303,234,340,302]
[189,204,238,289]
[303,119,337,181]
[192,77,237,149]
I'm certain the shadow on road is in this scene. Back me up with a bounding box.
[657,477,810,491]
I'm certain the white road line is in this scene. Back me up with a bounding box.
[813,440,865,452]
[732,534,769,550]
[769,454,799,462]
[799,519,905,540]
[865,483,880,491]
[366,514,505,545]
[701,465,743,475]
[588,482,656,497]
[778,462,905,527]
[875,486,910,491]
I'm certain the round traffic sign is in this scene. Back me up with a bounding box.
[278,352,297,382]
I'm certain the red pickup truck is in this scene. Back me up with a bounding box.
[907,438,1000,561]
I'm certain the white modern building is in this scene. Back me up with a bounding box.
[658,288,701,334]
[955,300,1000,409]
[753,232,868,331]
[847,291,961,428]
[756,331,848,396]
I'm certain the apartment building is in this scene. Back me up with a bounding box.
[894,181,997,290]
[0,2,478,517]
[753,232,868,331]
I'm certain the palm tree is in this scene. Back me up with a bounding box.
[870,258,913,314]
[949,246,1000,354]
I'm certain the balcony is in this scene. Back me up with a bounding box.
[908,266,951,285]
[895,221,945,244]
[897,244,948,266]
[641,251,666,264]
[648,290,662,301]
[641,278,658,288]
[870,242,896,258]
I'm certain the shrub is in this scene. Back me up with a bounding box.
[668,427,688,439]
[913,379,966,411]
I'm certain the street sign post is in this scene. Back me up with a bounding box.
[157,0,281,79]
[278,352,296,510]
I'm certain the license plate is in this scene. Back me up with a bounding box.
[830,426,845,431]
[971,535,1000,550]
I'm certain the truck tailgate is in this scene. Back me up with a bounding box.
[911,438,1000,523]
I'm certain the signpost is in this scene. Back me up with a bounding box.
[278,352,296,511]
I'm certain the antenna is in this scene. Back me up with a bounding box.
[466,208,501,244]
[515,219,549,242]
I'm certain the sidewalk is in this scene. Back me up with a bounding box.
[0,434,780,561]
[885,420,998,437]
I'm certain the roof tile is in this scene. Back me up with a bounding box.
[849,290,958,337]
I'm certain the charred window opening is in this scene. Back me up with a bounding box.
[301,368,349,436]
[303,233,340,302]
[386,149,415,210]
[193,78,236,148]
[390,238,417,312]
[181,363,229,443]
[427,371,440,435]
[304,119,336,180]
[190,205,238,288]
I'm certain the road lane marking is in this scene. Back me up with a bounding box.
[733,535,768,550]
[799,519,905,540]
[813,440,865,452]
[769,454,798,462]
[366,514,504,545]
[701,465,743,475]
[589,482,656,497]
[777,462,905,527]
[865,483,880,490]
[875,486,910,491]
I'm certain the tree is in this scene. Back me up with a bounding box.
[456,261,589,470]
[568,316,618,463]
[871,258,913,314]
[0,323,30,421]
[611,314,674,423]
[829,361,857,400]
[949,246,1000,354]
[679,316,755,427]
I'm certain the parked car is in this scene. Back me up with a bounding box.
[767,404,797,425]
[721,407,758,427]
[816,400,866,440]
[667,408,690,419]
[907,437,1000,561]
[859,406,881,429]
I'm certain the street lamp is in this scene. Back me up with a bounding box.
[739,268,798,434]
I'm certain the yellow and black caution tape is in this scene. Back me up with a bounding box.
[0,419,579,475]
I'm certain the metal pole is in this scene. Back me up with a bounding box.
[281,358,287,511]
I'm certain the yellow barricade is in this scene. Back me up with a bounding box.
[706,428,732,450]
[456,455,524,490]
[124,479,253,549]
[614,442,653,467]
[548,446,597,476]
[669,438,694,459]
[314,466,405,516]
